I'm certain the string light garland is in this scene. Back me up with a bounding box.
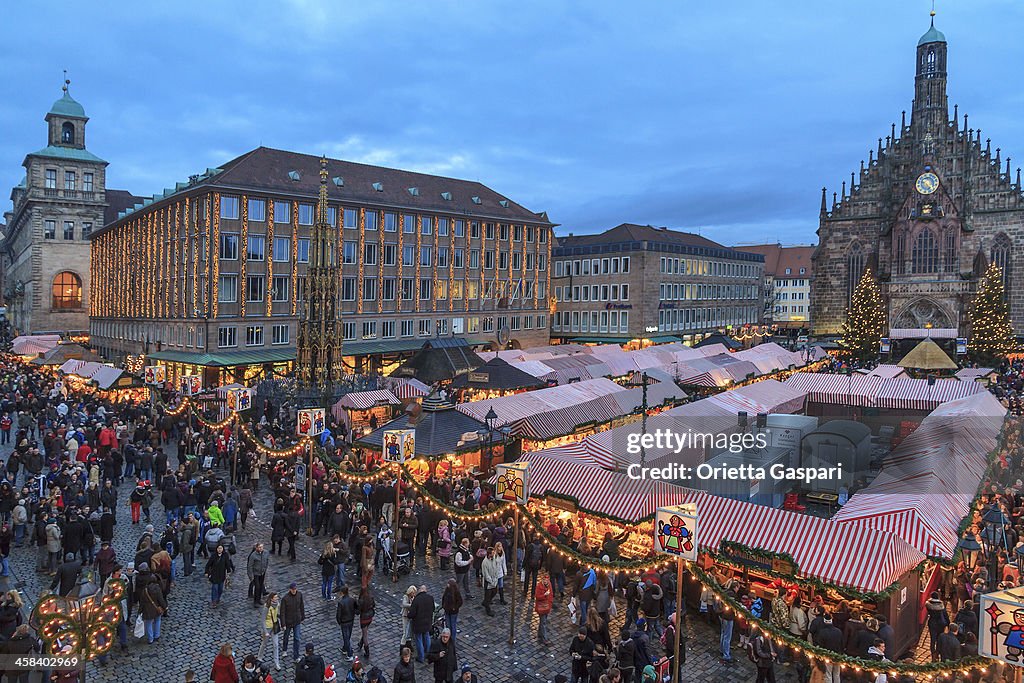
[266,199,274,318]
[212,193,221,318]
[290,201,298,316]
[240,194,248,318]
[32,578,127,662]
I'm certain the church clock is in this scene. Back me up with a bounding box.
[915,172,939,194]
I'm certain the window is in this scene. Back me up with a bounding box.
[454,220,465,237]
[326,206,336,227]
[63,221,74,240]
[500,224,510,241]
[453,248,464,268]
[297,204,314,225]
[402,245,415,266]
[341,278,356,301]
[363,243,378,266]
[220,233,239,260]
[83,173,94,193]
[218,275,238,302]
[221,196,240,219]
[912,230,939,274]
[402,278,415,301]
[944,229,958,273]
[365,211,378,231]
[621,257,629,273]
[514,225,523,242]
[247,275,265,302]
[362,321,377,339]
[470,221,480,238]
[273,202,290,224]
[382,320,396,338]
[469,250,479,269]
[343,241,358,265]
[297,238,310,263]
[272,237,290,262]
[272,275,289,301]
[402,214,416,233]
[526,226,535,242]
[81,222,92,238]
[992,234,1012,289]
[44,219,56,239]
[485,223,495,239]
[437,247,449,268]
[620,311,629,332]
[401,320,415,337]
[438,218,449,236]
[420,246,432,267]
[247,234,266,260]
[436,280,447,299]
[511,316,521,331]
[343,208,358,228]
[245,326,264,346]
[421,217,433,235]
[343,322,357,341]
[383,243,397,266]
[467,317,480,333]
[272,324,290,345]
[64,171,76,191]
[847,243,865,300]
[482,316,495,333]
[218,326,238,348]
[621,284,629,300]
[61,122,75,144]
[244,198,265,222]
[512,253,522,270]
[382,278,395,300]
[419,319,432,336]
[499,251,509,270]
[363,278,377,300]
[384,212,397,232]
[51,271,82,309]
[45,169,57,189]
[485,251,495,269]
[419,278,432,300]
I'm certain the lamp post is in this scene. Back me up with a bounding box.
[1015,544,1024,576]
[982,504,1009,587]
[484,406,498,474]
[958,532,982,574]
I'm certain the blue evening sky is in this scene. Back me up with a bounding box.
[1,1,1022,246]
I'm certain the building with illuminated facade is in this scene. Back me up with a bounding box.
[88,147,553,385]
[551,223,764,346]
[739,243,814,333]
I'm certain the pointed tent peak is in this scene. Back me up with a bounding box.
[897,339,957,370]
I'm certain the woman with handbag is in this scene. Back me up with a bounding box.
[257,592,282,671]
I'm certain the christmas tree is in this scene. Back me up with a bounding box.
[968,263,1015,362]
[842,269,886,361]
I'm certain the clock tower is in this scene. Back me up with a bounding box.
[811,12,1024,346]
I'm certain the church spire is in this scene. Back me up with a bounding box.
[912,4,948,136]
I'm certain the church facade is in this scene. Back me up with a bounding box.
[811,18,1024,343]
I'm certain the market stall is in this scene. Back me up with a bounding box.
[447,356,546,401]
[331,389,402,437]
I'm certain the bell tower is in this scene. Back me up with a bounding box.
[45,76,89,150]
[911,10,948,141]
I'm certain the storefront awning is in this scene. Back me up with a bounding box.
[148,348,296,367]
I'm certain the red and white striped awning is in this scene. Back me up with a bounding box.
[336,389,401,411]
[785,373,877,406]
[388,378,430,399]
[705,379,808,416]
[873,377,984,411]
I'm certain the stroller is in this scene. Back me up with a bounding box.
[429,605,447,639]
[394,540,411,576]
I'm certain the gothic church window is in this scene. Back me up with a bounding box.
[912,229,939,274]
[847,242,864,301]
[896,232,907,275]
[943,230,958,273]
[992,233,1012,289]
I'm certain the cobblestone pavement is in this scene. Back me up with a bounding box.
[5,448,775,683]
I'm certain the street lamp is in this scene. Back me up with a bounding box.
[483,406,498,474]
[957,532,982,573]
[1015,544,1024,575]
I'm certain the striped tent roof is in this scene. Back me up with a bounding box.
[387,377,430,399]
[705,379,808,416]
[784,373,882,407]
[858,364,907,379]
[336,389,402,411]
[955,368,996,383]
[456,378,626,427]
[872,377,985,410]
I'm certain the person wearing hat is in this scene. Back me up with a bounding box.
[815,613,843,683]
[569,626,595,683]
[323,664,338,683]
[295,643,325,683]
[458,665,478,683]
[640,664,658,683]
[281,582,306,663]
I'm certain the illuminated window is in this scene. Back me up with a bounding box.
[51,271,82,309]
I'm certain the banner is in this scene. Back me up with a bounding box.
[226,387,254,412]
[297,408,325,437]
[879,337,891,354]
[653,504,698,562]
[144,366,166,386]
[956,337,968,355]
[495,462,529,504]
[179,375,202,396]
[383,428,415,463]
[980,586,1024,665]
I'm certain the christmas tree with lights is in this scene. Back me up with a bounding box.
[968,263,1015,362]
[842,269,886,361]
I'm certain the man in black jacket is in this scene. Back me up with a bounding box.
[427,628,457,683]
[335,585,358,662]
[815,614,843,683]
[569,627,595,683]
[51,552,82,596]
[408,585,436,663]
[936,624,962,661]
[295,643,325,683]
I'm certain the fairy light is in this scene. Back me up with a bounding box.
[240,194,248,318]
[266,199,275,318]
[212,193,221,318]
[290,201,298,316]
[375,208,384,315]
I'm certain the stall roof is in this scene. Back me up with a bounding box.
[897,339,958,370]
[32,343,102,366]
[357,395,494,458]
[705,379,808,416]
[385,377,431,399]
[335,389,401,411]
[58,359,132,390]
[955,368,996,382]
[448,356,547,392]
[873,376,985,410]
[390,338,485,384]
[858,364,908,380]
[12,334,61,357]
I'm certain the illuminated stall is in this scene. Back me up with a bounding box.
[447,356,545,402]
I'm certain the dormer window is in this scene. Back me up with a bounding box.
[61,122,74,145]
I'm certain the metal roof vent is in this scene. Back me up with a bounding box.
[372,182,384,192]
[407,187,420,196]
[499,199,510,208]
[332,176,344,187]
[471,196,482,205]
[440,191,452,201]
[288,170,301,181]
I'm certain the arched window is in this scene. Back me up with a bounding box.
[52,271,82,310]
[847,242,865,301]
[912,229,939,273]
[992,233,1012,289]
[895,231,907,275]
[944,229,958,273]
[61,122,74,145]
[925,49,936,77]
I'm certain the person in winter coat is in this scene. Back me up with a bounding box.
[44,517,62,574]
[408,585,436,663]
[237,487,253,530]
[615,628,637,683]
[751,630,778,683]
[271,508,287,556]
[437,520,452,570]
[180,513,199,577]
[204,543,234,607]
[357,587,375,661]
[246,542,270,607]
[481,546,505,616]
[210,643,239,683]
[569,627,595,683]
[281,583,306,662]
[257,592,282,672]
[955,600,979,637]
[453,537,473,599]
[441,579,463,641]
[319,542,339,599]
[936,624,962,661]
[925,592,949,659]
[95,540,118,584]
[137,565,167,644]
[815,614,843,683]
[392,646,416,683]
[427,628,457,683]
[843,609,867,657]
[534,572,554,645]
[335,585,359,662]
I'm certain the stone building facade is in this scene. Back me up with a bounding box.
[1,85,140,336]
[551,224,764,345]
[811,19,1024,341]
[738,244,814,333]
[88,147,553,383]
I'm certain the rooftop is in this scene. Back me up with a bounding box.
[918,19,946,46]
[26,145,106,165]
[736,243,815,277]
[555,223,765,261]
[48,91,87,119]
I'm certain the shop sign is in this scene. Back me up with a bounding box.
[956,337,968,355]
[383,428,415,462]
[297,408,325,437]
[226,387,254,412]
[495,462,529,504]
[545,495,577,513]
[654,504,698,561]
[719,542,799,576]
[144,366,166,385]
[179,375,202,396]
[980,586,1024,664]
[468,371,490,383]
